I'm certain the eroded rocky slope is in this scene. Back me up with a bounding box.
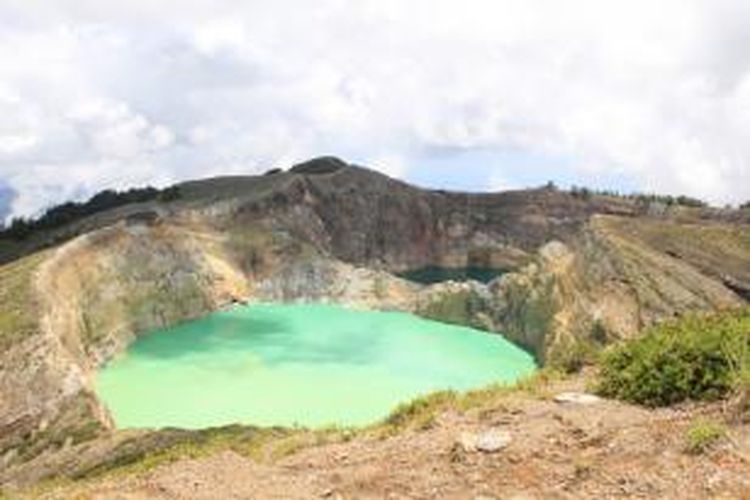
[1,157,749,483]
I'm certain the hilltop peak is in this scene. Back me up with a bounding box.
[289,156,349,175]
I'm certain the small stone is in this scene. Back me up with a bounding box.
[553,392,601,405]
[475,429,512,453]
[457,429,513,453]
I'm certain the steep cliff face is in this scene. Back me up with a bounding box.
[416,215,748,366]
[1,158,749,474]
[240,165,638,270]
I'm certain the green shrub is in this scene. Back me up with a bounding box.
[597,310,750,406]
[684,420,725,454]
[547,338,599,374]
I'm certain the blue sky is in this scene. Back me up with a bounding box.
[1,0,749,220]
[401,147,639,194]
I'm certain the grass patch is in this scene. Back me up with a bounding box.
[597,309,750,406]
[383,390,458,432]
[377,369,560,435]
[0,252,46,352]
[267,426,350,461]
[684,419,726,454]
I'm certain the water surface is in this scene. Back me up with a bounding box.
[96,303,535,429]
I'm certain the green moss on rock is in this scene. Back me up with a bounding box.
[416,287,491,331]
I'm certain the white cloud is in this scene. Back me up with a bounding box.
[68,99,175,159]
[0,134,37,155]
[0,0,749,217]
[487,172,519,193]
[365,153,409,180]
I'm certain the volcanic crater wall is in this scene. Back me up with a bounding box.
[1,160,750,476]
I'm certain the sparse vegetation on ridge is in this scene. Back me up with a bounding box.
[0,185,181,241]
[0,252,45,351]
[569,185,708,208]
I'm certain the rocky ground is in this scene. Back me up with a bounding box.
[22,375,750,500]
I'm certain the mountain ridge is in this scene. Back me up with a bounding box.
[3,156,748,266]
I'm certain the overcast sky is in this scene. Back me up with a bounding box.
[1,0,749,220]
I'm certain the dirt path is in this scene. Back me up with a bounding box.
[34,377,750,499]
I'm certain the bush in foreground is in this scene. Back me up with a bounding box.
[597,310,750,407]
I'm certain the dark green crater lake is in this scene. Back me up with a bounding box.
[397,266,505,284]
[95,303,536,429]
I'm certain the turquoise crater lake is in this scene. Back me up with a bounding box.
[95,304,536,429]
